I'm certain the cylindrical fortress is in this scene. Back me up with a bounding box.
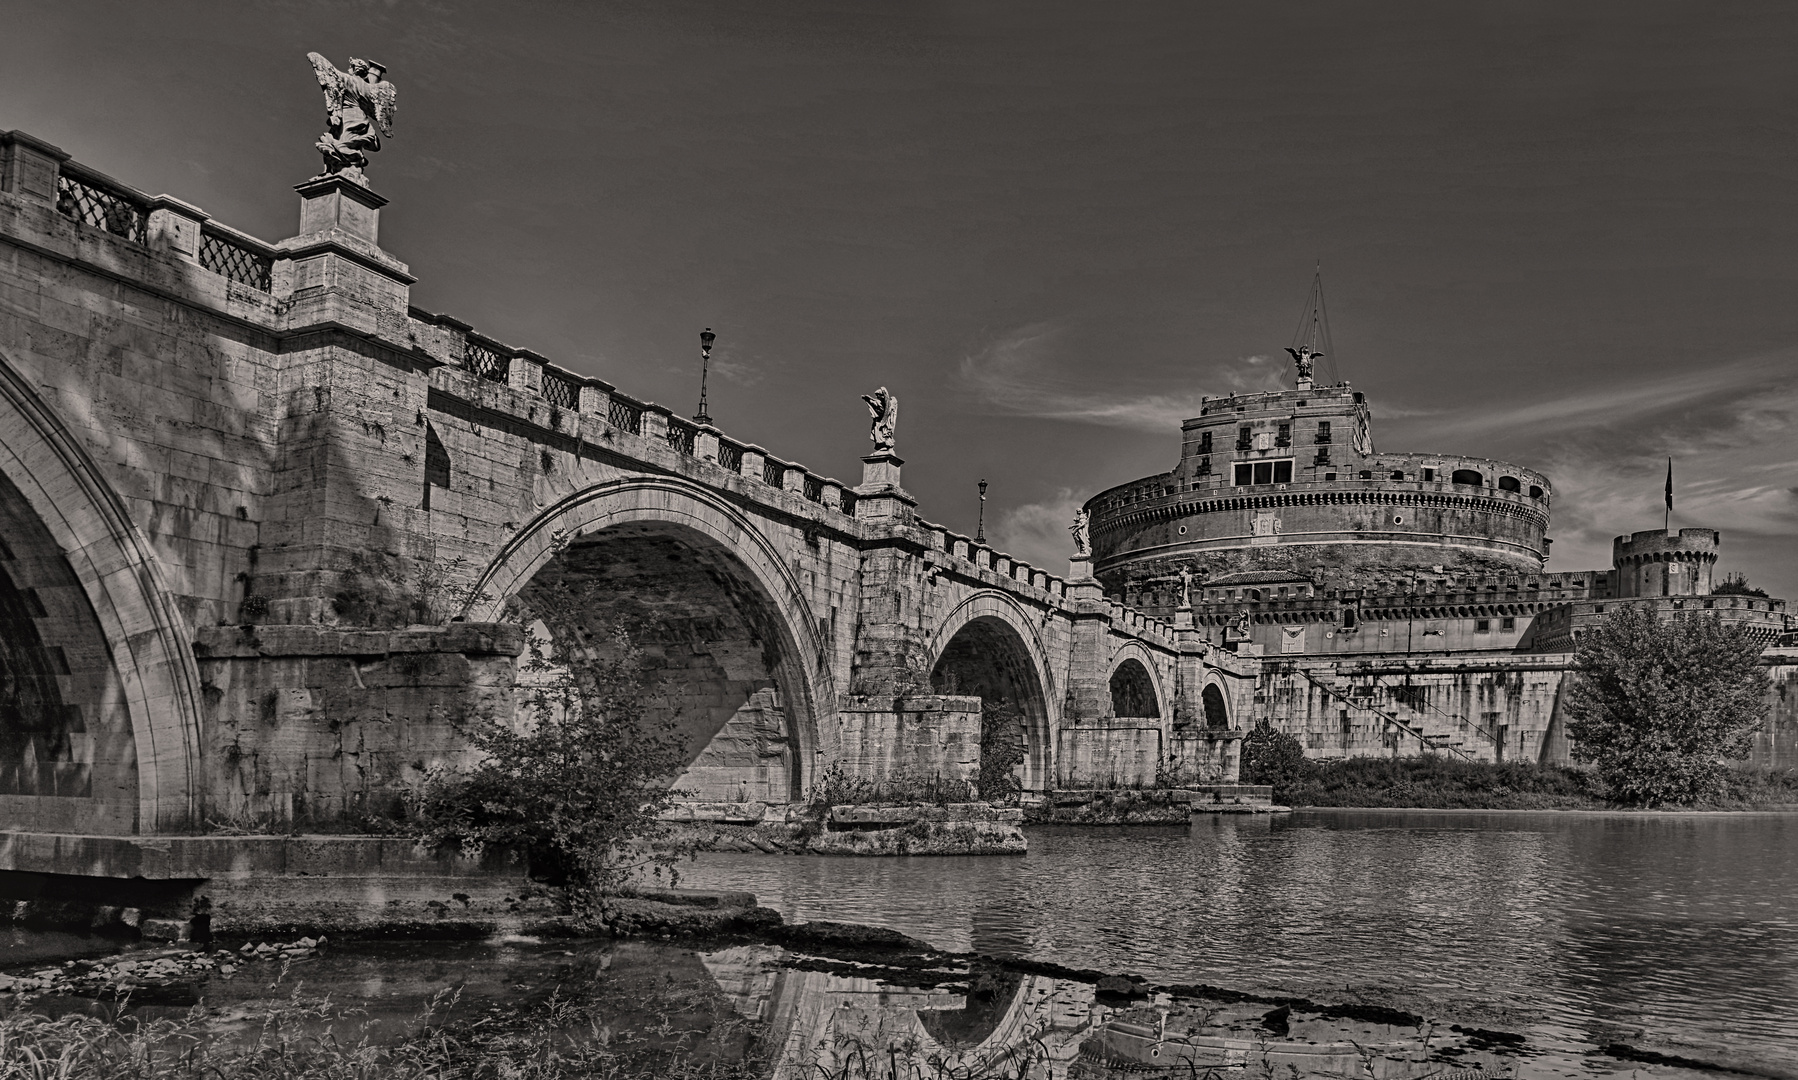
[1612,528,1719,598]
[1085,384,1552,613]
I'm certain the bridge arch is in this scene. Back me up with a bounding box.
[0,354,205,833]
[466,477,830,801]
[925,591,1056,793]
[1201,679,1232,729]
[1106,644,1164,719]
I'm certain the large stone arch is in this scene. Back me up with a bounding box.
[1201,677,1232,729]
[466,477,831,801]
[0,355,205,833]
[925,591,1056,792]
[1106,642,1165,719]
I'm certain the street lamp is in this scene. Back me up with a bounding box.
[694,327,716,426]
[975,478,988,543]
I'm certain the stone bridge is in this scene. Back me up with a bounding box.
[0,130,1252,839]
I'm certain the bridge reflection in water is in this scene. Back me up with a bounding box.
[700,945,1513,1080]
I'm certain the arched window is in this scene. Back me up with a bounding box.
[1497,475,1521,493]
[423,423,450,510]
[1451,469,1483,486]
[1201,684,1229,729]
[1528,485,1543,499]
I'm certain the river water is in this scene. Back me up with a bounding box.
[677,809,1798,1074]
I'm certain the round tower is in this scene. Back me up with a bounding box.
[1612,528,1719,598]
[1083,381,1552,612]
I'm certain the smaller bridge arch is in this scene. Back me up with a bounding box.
[1106,643,1165,719]
[925,591,1057,793]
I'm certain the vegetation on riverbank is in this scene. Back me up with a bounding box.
[0,978,770,1079]
[1564,607,1773,805]
[1240,729,1798,810]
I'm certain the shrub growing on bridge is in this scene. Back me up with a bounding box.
[411,623,691,923]
[1565,607,1771,805]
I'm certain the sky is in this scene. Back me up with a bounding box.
[4,0,1796,597]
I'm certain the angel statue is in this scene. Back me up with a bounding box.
[1069,509,1091,556]
[306,52,396,179]
[1284,344,1322,385]
[1178,566,1194,607]
[861,387,899,452]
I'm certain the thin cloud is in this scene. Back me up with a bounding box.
[958,322,1287,429]
[988,488,1085,570]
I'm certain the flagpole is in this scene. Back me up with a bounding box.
[1664,457,1672,534]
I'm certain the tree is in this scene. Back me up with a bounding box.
[1240,721,1309,803]
[1712,571,1769,598]
[1564,607,1771,805]
[411,621,692,923]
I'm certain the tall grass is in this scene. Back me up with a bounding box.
[0,983,769,1080]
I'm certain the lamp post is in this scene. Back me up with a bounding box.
[694,327,716,426]
[975,478,988,543]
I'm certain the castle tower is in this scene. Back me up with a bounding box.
[1612,528,1719,598]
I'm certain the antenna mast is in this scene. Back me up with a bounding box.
[1289,265,1340,386]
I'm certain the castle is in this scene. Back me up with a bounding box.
[1084,356,1794,765]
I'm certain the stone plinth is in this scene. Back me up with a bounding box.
[854,451,916,522]
[295,173,387,244]
[1068,554,1093,580]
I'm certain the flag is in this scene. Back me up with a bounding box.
[1665,457,1673,513]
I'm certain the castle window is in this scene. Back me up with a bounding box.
[1498,475,1522,493]
[1391,470,1405,480]
[1475,619,1491,632]
[1501,616,1515,630]
[1276,422,1291,447]
[1197,455,1212,477]
[1528,485,1543,498]
[1316,421,1332,443]
[1451,469,1483,486]
[1234,463,1253,485]
[1422,467,1436,482]
[1198,431,1212,453]
[1358,470,1373,479]
[1273,460,1293,483]
[1237,426,1253,450]
[1324,472,1337,481]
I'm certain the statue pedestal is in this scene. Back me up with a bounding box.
[295,173,387,245]
[1067,554,1093,581]
[854,452,915,523]
[274,172,414,339]
[1174,605,1194,630]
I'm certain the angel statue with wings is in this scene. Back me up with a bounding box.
[1069,509,1091,556]
[306,52,396,179]
[1284,344,1322,385]
[861,387,899,452]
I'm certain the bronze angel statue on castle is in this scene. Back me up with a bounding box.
[306,52,396,179]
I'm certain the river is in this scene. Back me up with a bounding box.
[677,809,1798,1074]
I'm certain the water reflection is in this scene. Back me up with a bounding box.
[702,945,1523,1080]
[678,811,1798,1073]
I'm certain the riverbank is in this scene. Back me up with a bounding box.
[2,897,1783,1080]
[1265,757,1798,810]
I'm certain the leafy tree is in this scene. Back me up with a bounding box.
[1239,721,1309,803]
[1565,607,1771,805]
[411,621,692,923]
[1712,571,1769,598]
